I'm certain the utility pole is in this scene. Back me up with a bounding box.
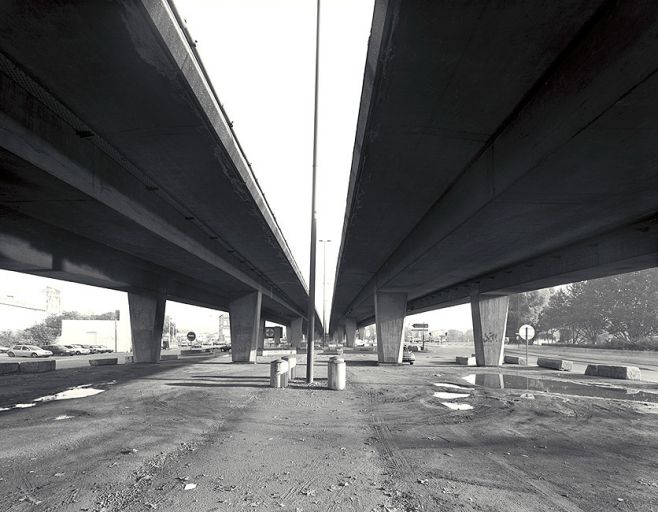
[319,239,331,347]
[306,0,321,384]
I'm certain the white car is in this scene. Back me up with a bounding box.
[66,344,91,355]
[7,345,53,358]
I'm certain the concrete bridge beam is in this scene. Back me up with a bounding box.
[471,293,509,366]
[229,291,262,363]
[375,291,407,364]
[128,291,166,363]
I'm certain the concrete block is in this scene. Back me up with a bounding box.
[456,356,476,366]
[0,362,20,375]
[504,355,526,365]
[160,354,178,361]
[585,364,641,380]
[89,358,118,366]
[19,359,56,373]
[537,357,572,371]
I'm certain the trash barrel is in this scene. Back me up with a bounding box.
[327,356,346,390]
[282,355,297,381]
[270,359,289,388]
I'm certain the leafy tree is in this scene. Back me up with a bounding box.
[506,290,548,338]
[23,323,57,346]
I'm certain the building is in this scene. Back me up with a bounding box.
[0,286,61,331]
[60,318,131,352]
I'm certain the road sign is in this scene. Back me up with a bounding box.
[518,325,535,340]
[186,331,196,342]
[412,323,428,329]
[264,326,283,339]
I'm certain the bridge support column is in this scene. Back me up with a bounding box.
[288,317,303,350]
[375,291,407,364]
[229,291,262,363]
[345,318,356,348]
[336,325,346,345]
[257,318,265,350]
[358,327,365,340]
[471,293,509,366]
[128,291,166,363]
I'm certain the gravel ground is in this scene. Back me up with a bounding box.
[1,347,657,511]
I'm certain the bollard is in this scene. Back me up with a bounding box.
[270,359,289,388]
[327,356,346,390]
[282,355,297,381]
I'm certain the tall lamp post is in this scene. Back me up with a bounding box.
[306,0,321,384]
[319,239,331,347]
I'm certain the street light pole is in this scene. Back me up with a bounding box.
[306,0,321,384]
[319,239,331,347]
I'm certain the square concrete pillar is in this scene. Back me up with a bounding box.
[229,291,262,363]
[344,318,357,348]
[471,293,509,366]
[257,318,265,350]
[288,317,303,349]
[374,291,407,364]
[358,327,365,340]
[336,325,346,345]
[128,291,166,363]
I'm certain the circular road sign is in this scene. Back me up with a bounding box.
[186,331,196,342]
[518,324,535,340]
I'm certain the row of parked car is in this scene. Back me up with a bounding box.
[0,344,113,358]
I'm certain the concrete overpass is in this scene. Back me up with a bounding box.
[331,0,658,365]
[0,0,320,363]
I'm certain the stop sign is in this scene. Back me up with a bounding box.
[186,331,196,342]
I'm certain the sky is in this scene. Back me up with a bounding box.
[0,1,474,334]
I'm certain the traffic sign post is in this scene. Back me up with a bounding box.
[186,331,196,343]
[517,324,535,365]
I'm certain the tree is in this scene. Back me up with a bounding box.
[23,323,57,346]
[506,290,548,337]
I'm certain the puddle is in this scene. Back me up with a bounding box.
[54,415,74,421]
[433,383,472,391]
[433,391,471,400]
[35,387,104,402]
[0,382,114,412]
[467,373,658,403]
[441,402,473,411]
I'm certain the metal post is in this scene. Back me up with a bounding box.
[306,0,321,384]
[320,239,331,347]
[525,326,529,365]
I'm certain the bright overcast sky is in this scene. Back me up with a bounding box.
[0,0,474,333]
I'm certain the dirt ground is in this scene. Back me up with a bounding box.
[1,347,657,512]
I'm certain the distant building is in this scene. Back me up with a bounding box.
[0,286,61,331]
[218,314,230,342]
[60,319,131,352]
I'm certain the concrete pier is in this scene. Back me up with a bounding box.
[229,291,262,363]
[128,291,166,363]
[345,318,357,348]
[471,294,509,367]
[374,291,407,364]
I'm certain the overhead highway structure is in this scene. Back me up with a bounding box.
[0,0,321,363]
[330,0,658,365]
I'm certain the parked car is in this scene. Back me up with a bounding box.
[0,345,9,353]
[219,343,231,352]
[402,347,416,365]
[91,345,112,353]
[78,344,99,353]
[7,345,53,358]
[42,344,76,356]
[66,344,91,355]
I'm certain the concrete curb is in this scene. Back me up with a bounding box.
[537,357,572,371]
[19,359,56,373]
[585,364,641,380]
[89,358,118,366]
[0,362,20,375]
[456,356,476,366]
[504,355,526,365]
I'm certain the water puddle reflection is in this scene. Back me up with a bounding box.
[441,402,473,411]
[465,373,658,403]
[0,382,114,412]
[433,391,470,400]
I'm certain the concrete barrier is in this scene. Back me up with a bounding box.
[504,355,526,365]
[456,356,476,366]
[89,358,118,366]
[328,356,346,390]
[269,359,289,388]
[282,355,297,380]
[0,362,20,375]
[19,359,56,373]
[585,364,641,380]
[537,357,572,371]
[160,354,179,361]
